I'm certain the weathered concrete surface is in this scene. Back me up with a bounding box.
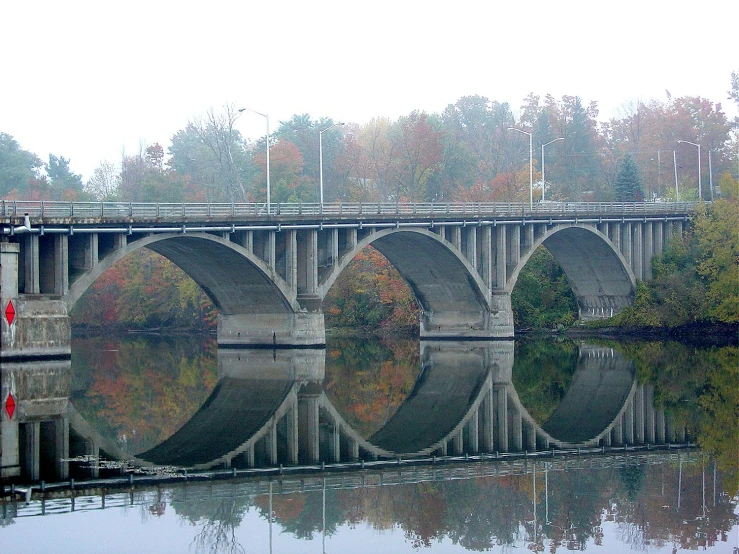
[541,226,635,320]
[2,242,71,359]
[218,312,325,348]
[369,230,513,339]
[4,299,71,359]
[147,236,291,316]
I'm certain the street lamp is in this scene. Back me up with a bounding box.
[541,137,564,201]
[239,107,271,212]
[677,140,701,200]
[319,122,344,204]
[508,127,533,209]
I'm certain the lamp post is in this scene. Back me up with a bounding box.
[239,107,271,212]
[677,140,701,200]
[319,122,344,204]
[541,137,564,201]
[508,127,533,209]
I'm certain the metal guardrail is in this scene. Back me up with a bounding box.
[0,200,700,220]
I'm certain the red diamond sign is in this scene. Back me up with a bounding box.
[5,300,15,325]
[5,393,15,419]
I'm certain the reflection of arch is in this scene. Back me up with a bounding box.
[320,229,495,339]
[507,225,636,319]
[505,345,638,449]
[76,342,687,471]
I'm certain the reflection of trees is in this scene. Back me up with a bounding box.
[261,457,736,552]
[512,339,578,424]
[324,338,419,437]
[617,341,739,494]
[71,335,218,454]
[258,488,343,540]
[171,497,251,554]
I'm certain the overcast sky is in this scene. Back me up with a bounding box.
[2,0,736,181]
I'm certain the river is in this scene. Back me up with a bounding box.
[1,334,737,553]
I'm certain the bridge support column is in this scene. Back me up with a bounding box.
[218,312,325,347]
[494,226,506,288]
[621,224,632,268]
[611,223,622,252]
[464,227,477,269]
[23,235,40,294]
[632,223,643,280]
[643,222,653,280]
[480,226,492,287]
[654,222,664,256]
[450,227,461,251]
[419,291,513,339]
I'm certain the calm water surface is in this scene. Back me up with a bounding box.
[0,334,736,553]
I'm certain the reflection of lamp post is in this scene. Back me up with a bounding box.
[541,137,564,201]
[239,107,271,212]
[508,127,533,209]
[319,122,344,204]
[677,140,701,200]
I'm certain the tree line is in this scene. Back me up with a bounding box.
[2,74,738,205]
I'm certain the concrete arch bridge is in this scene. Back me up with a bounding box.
[0,201,695,357]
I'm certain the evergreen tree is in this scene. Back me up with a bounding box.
[614,154,643,201]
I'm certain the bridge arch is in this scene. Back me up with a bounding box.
[67,233,296,314]
[318,228,498,339]
[64,233,325,347]
[507,224,637,320]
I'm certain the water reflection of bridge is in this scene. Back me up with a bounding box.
[1,341,689,482]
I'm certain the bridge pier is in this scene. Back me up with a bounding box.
[218,312,325,348]
[1,243,71,360]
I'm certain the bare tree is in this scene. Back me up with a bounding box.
[84,160,121,200]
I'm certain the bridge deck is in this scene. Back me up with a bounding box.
[1,200,698,226]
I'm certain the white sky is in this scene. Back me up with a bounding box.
[1,0,736,181]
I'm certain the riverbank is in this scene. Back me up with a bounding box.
[559,321,739,346]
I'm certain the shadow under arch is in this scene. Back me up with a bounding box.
[319,228,501,339]
[507,224,637,320]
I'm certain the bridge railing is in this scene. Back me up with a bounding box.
[0,200,700,220]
